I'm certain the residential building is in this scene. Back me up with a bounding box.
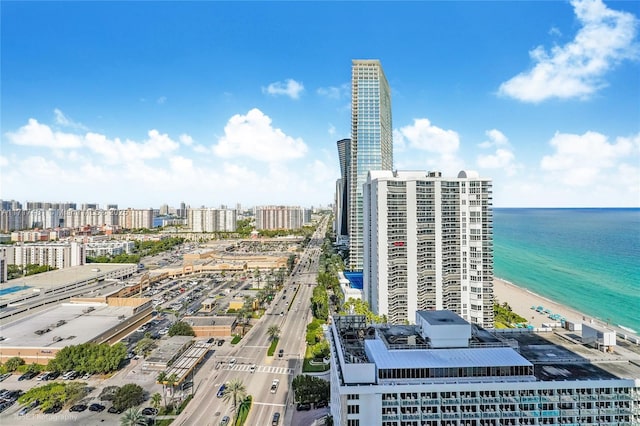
[10,241,85,269]
[188,208,237,232]
[255,205,304,230]
[336,138,351,241]
[0,209,29,232]
[328,310,640,426]
[85,241,136,257]
[349,59,393,271]
[363,170,494,327]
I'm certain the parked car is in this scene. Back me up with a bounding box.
[18,371,38,381]
[220,416,230,426]
[69,404,87,412]
[278,349,284,358]
[43,404,62,414]
[316,400,328,408]
[0,373,12,382]
[89,403,105,412]
[142,407,158,416]
[217,339,225,346]
[297,402,311,411]
[272,412,281,425]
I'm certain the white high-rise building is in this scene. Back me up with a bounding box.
[11,242,85,269]
[363,170,494,327]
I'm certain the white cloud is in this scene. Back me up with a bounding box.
[6,118,83,148]
[328,124,336,136]
[396,118,459,154]
[157,96,167,104]
[262,79,304,99]
[478,129,509,148]
[179,134,193,146]
[0,155,8,167]
[477,149,520,176]
[212,108,308,162]
[317,84,349,99]
[540,131,638,186]
[54,108,87,130]
[394,118,464,174]
[499,0,639,102]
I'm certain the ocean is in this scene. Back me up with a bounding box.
[493,208,640,334]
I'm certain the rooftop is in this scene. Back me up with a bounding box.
[0,302,135,348]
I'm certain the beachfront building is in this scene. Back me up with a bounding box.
[335,138,351,244]
[348,59,393,271]
[363,170,494,327]
[329,310,640,426]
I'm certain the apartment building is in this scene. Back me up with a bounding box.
[363,170,494,327]
[255,205,304,230]
[10,241,85,269]
[188,208,237,232]
[328,310,640,426]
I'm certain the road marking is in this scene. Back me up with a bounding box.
[243,345,269,348]
[252,402,287,407]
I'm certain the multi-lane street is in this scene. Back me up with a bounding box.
[174,217,328,426]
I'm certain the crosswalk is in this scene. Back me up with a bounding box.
[223,364,293,375]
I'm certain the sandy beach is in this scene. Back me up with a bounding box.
[492,277,638,338]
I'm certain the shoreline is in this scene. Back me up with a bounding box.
[493,277,638,337]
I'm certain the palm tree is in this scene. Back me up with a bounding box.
[156,371,168,408]
[222,378,247,422]
[165,373,178,407]
[151,392,162,423]
[267,324,281,341]
[120,407,147,426]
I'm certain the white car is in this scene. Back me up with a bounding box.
[249,364,256,373]
[270,379,279,393]
[228,358,236,367]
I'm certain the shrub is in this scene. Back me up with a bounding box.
[267,338,279,356]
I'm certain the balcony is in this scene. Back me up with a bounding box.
[441,398,460,405]
[462,397,480,404]
[421,398,439,405]
[381,414,400,421]
[401,414,420,421]
[382,400,399,406]
[520,396,540,403]
[421,413,441,420]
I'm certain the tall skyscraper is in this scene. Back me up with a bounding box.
[348,59,393,271]
[335,138,351,241]
[363,170,494,328]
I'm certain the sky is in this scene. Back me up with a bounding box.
[1,0,639,209]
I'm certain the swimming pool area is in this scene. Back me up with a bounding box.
[0,286,29,296]
[343,271,363,289]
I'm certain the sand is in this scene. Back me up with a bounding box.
[492,277,635,336]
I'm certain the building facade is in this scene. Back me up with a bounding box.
[349,59,393,271]
[363,170,494,327]
[188,208,237,232]
[336,138,351,241]
[328,311,640,426]
[10,242,86,269]
[255,205,304,230]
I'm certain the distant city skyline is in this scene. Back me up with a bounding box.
[2,0,639,208]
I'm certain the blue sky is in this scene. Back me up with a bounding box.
[2,0,639,209]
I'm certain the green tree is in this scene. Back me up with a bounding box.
[134,336,155,356]
[100,386,120,402]
[292,375,329,404]
[120,407,148,426]
[4,356,24,372]
[310,341,330,359]
[65,381,89,405]
[156,372,168,407]
[112,383,145,412]
[168,321,195,337]
[222,378,247,423]
[165,373,178,407]
[267,324,281,341]
[151,392,162,422]
[18,382,75,412]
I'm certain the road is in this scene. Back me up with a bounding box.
[174,217,328,426]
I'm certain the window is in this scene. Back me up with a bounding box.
[347,405,360,414]
[347,420,360,426]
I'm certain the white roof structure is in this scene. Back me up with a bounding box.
[364,339,533,370]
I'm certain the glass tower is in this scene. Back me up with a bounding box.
[349,59,393,271]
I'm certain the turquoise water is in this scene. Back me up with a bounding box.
[0,285,29,296]
[494,208,640,334]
